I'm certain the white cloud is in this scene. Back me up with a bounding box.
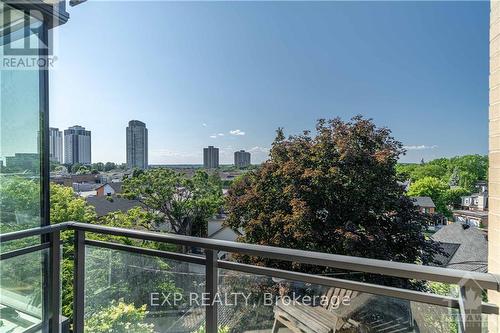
[209,133,226,138]
[202,123,207,127]
[403,145,438,150]
[229,129,245,136]
[248,146,270,153]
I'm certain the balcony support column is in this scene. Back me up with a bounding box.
[205,249,218,333]
[73,230,85,333]
[49,230,61,333]
[459,282,483,333]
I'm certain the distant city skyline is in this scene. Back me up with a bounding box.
[51,122,255,166]
[50,2,488,164]
[52,121,267,165]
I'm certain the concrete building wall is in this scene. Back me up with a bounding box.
[64,134,73,164]
[203,146,219,169]
[96,184,115,197]
[64,126,91,165]
[489,1,500,330]
[49,127,63,163]
[78,134,91,164]
[126,120,148,169]
[234,150,251,168]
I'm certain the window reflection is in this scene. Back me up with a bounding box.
[0,2,43,238]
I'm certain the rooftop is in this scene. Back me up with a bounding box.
[86,195,144,217]
[431,223,488,272]
[410,196,435,208]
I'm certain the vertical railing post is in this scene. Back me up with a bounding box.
[73,230,85,333]
[459,282,482,333]
[49,230,61,333]
[205,249,218,333]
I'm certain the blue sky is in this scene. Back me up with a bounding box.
[50,1,489,164]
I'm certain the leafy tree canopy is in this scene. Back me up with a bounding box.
[226,116,440,276]
[92,162,105,172]
[49,185,178,319]
[442,187,471,208]
[104,162,117,172]
[50,184,97,224]
[122,168,224,236]
[396,155,487,191]
[84,299,155,333]
[407,177,448,213]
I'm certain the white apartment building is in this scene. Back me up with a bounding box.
[64,125,91,165]
[126,120,148,169]
[49,127,63,163]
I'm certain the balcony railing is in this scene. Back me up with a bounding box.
[0,222,499,333]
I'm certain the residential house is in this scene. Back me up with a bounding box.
[411,196,447,230]
[95,184,115,197]
[476,180,488,193]
[460,191,488,211]
[208,215,242,243]
[95,182,122,197]
[410,196,435,214]
[453,183,489,228]
[86,195,144,217]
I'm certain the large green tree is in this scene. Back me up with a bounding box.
[450,155,488,190]
[442,187,470,208]
[226,117,441,280]
[104,162,117,171]
[92,162,105,172]
[50,185,179,321]
[49,184,97,318]
[1,180,180,326]
[51,184,97,224]
[407,177,449,214]
[122,168,224,237]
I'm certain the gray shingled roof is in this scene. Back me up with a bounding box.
[410,196,436,208]
[432,243,460,266]
[109,182,122,193]
[86,195,144,217]
[431,223,488,273]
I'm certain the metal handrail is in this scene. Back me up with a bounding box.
[0,222,67,242]
[1,221,499,291]
[84,238,499,314]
